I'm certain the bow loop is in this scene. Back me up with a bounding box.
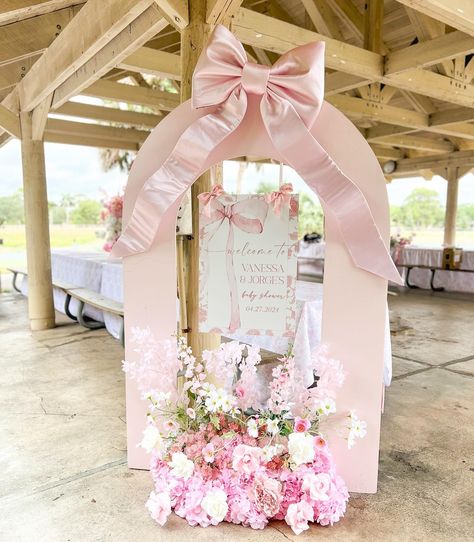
[197,184,225,217]
[192,25,325,129]
[265,183,294,216]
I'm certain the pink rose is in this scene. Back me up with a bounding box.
[285,499,314,535]
[235,385,245,398]
[146,491,172,526]
[314,435,327,450]
[294,417,311,433]
[301,472,331,501]
[232,444,262,474]
[252,476,283,517]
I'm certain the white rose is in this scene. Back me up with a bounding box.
[169,452,194,480]
[201,489,228,524]
[140,425,163,454]
[288,432,315,467]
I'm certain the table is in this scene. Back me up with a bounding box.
[228,281,392,387]
[297,240,325,279]
[394,246,474,293]
[20,251,393,386]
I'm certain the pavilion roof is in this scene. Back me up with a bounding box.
[1,0,473,179]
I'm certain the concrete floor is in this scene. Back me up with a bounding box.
[1,290,473,542]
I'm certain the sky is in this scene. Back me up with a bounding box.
[0,138,473,207]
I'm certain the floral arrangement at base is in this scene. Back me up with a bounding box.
[123,330,367,535]
[100,193,123,252]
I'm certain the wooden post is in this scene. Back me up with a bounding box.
[20,111,55,330]
[443,166,459,247]
[181,1,220,356]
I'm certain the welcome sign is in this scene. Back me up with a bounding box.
[198,188,299,336]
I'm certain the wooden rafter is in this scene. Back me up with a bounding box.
[0,0,84,26]
[206,0,243,25]
[0,102,20,137]
[17,0,154,111]
[300,0,344,40]
[385,31,474,74]
[154,0,189,29]
[395,1,474,36]
[374,134,455,153]
[51,4,168,108]
[55,101,163,127]
[118,47,181,80]
[391,149,474,176]
[80,80,180,110]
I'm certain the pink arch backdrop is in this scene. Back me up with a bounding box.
[120,91,390,493]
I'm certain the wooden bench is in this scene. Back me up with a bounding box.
[8,268,124,345]
[398,264,474,292]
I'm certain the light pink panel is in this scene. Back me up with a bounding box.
[123,95,388,493]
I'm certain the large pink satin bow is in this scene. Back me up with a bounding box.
[111,24,402,285]
[265,183,294,216]
[201,196,268,332]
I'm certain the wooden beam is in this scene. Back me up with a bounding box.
[51,4,167,108]
[443,166,459,246]
[44,131,140,150]
[374,134,455,153]
[380,85,398,104]
[370,144,405,160]
[232,8,383,79]
[399,89,436,114]
[325,72,372,95]
[18,0,154,111]
[31,94,52,140]
[367,124,419,141]
[430,106,474,126]
[56,101,162,127]
[0,1,84,26]
[385,31,474,74]
[45,117,150,144]
[154,0,189,29]
[327,0,364,42]
[393,150,474,175]
[395,1,474,36]
[364,0,384,54]
[385,68,474,108]
[206,0,243,25]
[0,103,20,137]
[327,94,429,129]
[0,132,12,147]
[300,0,344,40]
[118,47,181,80]
[80,80,180,110]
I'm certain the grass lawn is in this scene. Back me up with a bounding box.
[0,224,103,272]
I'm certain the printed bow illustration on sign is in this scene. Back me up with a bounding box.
[111,25,402,285]
[199,192,268,333]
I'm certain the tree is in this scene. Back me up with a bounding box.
[70,199,101,225]
[401,187,444,228]
[298,193,324,237]
[0,191,24,224]
[60,193,82,224]
[456,204,474,230]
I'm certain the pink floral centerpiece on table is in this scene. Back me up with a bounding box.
[100,193,123,252]
[123,330,367,535]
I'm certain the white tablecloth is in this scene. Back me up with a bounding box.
[20,252,392,385]
[395,246,474,292]
[20,250,120,328]
[228,281,392,386]
[297,241,325,278]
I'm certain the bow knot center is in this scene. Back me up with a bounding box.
[241,62,270,95]
[223,204,233,219]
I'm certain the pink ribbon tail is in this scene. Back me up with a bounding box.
[261,96,403,285]
[110,93,247,258]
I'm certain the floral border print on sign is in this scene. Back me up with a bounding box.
[198,185,298,337]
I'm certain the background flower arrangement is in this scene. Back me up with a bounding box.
[100,193,123,252]
[123,330,367,535]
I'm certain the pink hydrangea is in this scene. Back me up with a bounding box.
[285,500,314,535]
